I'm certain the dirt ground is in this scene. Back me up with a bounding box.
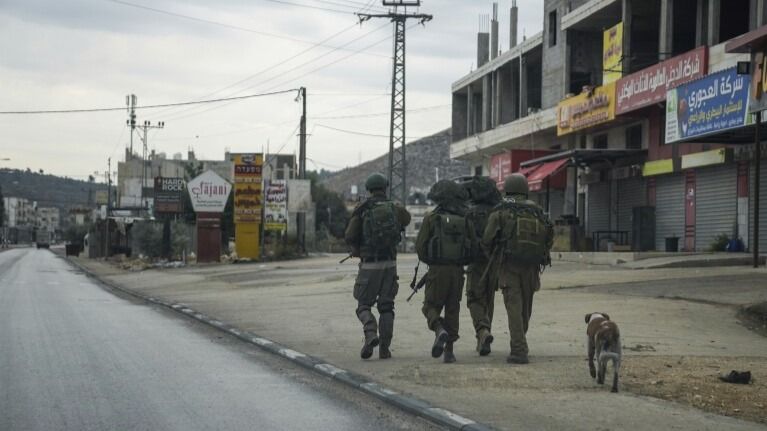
[623,356,767,424]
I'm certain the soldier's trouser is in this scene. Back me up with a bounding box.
[353,261,398,345]
[422,265,465,342]
[499,265,539,356]
[466,260,496,335]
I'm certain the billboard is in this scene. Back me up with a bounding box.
[153,177,185,214]
[230,153,263,224]
[603,22,623,85]
[616,46,707,115]
[749,47,767,113]
[264,180,288,231]
[665,68,752,144]
[187,170,231,213]
[557,82,616,136]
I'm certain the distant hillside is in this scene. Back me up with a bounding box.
[320,129,470,200]
[0,168,109,224]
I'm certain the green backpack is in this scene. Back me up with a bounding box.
[361,200,402,258]
[422,209,476,265]
[497,202,551,265]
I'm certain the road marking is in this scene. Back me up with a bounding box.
[315,363,346,376]
[250,337,273,346]
[278,348,306,360]
[428,408,475,426]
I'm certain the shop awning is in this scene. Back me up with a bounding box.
[527,159,568,192]
[517,165,539,177]
[520,149,646,168]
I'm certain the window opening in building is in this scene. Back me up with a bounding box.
[593,134,608,149]
[474,165,483,176]
[626,124,642,150]
[720,0,749,42]
[549,10,558,47]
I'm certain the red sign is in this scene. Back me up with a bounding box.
[489,152,513,188]
[616,46,707,115]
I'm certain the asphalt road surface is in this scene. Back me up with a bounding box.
[0,248,437,431]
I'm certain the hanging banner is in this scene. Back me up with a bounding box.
[665,68,752,144]
[616,46,707,115]
[489,152,512,188]
[603,22,623,85]
[557,82,616,136]
[264,180,288,231]
[229,153,263,224]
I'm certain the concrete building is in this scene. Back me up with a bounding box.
[117,149,233,210]
[451,0,767,253]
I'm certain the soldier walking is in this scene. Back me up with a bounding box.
[344,173,411,360]
[415,180,477,363]
[481,174,553,364]
[463,176,502,356]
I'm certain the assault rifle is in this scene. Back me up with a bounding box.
[406,261,427,302]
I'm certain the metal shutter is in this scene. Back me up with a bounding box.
[587,182,610,235]
[549,190,565,220]
[749,161,767,252]
[617,177,646,246]
[696,164,737,252]
[655,174,685,251]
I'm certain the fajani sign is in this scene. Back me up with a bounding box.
[187,170,232,213]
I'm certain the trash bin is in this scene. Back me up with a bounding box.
[65,243,82,256]
[665,237,679,252]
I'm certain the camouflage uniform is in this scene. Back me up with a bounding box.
[415,196,475,362]
[465,200,498,352]
[345,190,411,359]
[481,193,553,362]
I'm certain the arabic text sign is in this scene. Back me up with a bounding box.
[665,68,752,144]
[229,153,263,223]
[264,180,288,231]
[603,22,623,85]
[187,170,231,213]
[230,153,263,184]
[557,82,616,136]
[489,152,512,187]
[616,46,707,115]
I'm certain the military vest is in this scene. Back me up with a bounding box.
[494,198,552,266]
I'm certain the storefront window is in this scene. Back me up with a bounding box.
[593,134,608,149]
[626,125,642,150]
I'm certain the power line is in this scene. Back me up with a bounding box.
[107,0,385,57]
[313,103,449,119]
[315,123,423,139]
[160,23,392,123]
[0,89,299,115]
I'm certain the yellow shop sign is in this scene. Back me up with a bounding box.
[557,82,616,136]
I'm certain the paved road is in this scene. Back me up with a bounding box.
[0,249,436,431]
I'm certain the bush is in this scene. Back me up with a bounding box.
[64,223,92,244]
[132,221,163,258]
[708,233,730,252]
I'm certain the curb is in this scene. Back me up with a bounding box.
[64,256,495,431]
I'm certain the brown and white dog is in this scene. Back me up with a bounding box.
[585,312,622,393]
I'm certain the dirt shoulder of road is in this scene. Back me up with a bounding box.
[70,254,767,430]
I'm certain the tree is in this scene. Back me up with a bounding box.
[181,161,204,223]
[307,171,349,238]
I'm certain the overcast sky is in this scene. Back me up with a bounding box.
[0,0,543,181]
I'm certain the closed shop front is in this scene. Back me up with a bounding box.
[750,161,767,253]
[616,176,646,246]
[695,164,737,251]
[655,174,685,251]
[587,181,610,237]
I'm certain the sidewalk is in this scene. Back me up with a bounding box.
[71,254,767,430]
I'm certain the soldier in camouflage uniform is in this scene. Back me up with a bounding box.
[345,173,411,360]
[481,174,553,364]
[462,176,502,356]
[416,180,476,363]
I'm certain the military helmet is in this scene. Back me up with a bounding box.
[365,173,388,191]
[428,179,469,204]
[466,176,501,205]
[504,173,529,196]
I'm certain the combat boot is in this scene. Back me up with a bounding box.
[431,326,449,358]
[443,342,456,363]
[360,331,379,360]
[478,328,494,357]
[379,344,391,359]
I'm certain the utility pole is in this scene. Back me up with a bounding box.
[298,87,307,254]
[358,1,432,204]
[126,94,137,158]
[105,158,111,258]
[135,120,165,212]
